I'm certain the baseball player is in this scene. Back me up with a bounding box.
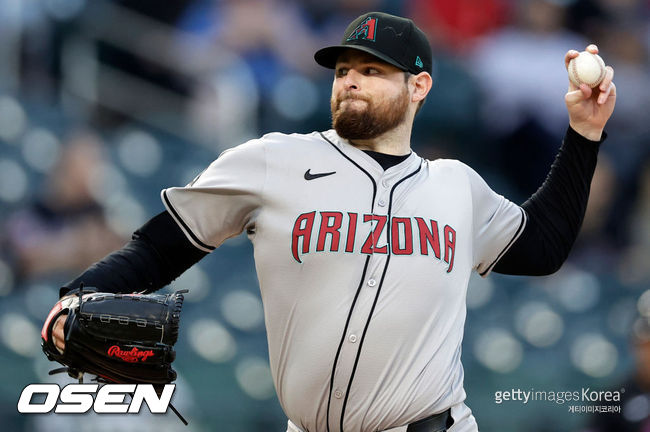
[48,12,616,432]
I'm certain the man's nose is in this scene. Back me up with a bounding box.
[343,69,361,90]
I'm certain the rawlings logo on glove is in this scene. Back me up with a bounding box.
[107,346,155,362]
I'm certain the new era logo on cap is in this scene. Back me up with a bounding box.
[314,12,432,76]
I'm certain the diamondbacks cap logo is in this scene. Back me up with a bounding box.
[346,16,378,42]
[415,56,424,69]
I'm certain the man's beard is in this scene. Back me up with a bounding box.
[331,86,409,140]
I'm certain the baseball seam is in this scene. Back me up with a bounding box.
[570,58,579,86]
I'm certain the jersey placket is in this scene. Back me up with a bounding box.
[325,151,421,432]
[327,184,388,432]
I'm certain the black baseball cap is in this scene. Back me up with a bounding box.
[314,12,432,75]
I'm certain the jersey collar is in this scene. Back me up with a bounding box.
[322,129,421,181]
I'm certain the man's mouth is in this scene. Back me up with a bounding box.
[339,98,368,110]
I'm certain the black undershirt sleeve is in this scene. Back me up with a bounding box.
[61,210,208,296]
[493,127,604,276]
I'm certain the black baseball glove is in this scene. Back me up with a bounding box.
[41,286,188,423]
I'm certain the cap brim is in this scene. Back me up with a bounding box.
[314,45,407,72]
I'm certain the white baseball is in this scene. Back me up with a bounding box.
[568,51,606,88]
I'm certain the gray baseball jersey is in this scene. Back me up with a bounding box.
[161,129,526,432]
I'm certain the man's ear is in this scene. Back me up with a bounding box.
[410,72,433,103]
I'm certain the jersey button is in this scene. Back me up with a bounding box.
[381,180,389,188]
[367,279,376,287]
[349,334,357,343]
[378,199,386,207]
[334,389,343,399]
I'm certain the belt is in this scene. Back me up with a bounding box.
[406,408,454,432]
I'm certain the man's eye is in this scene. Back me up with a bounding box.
[336,68,348,77]
[366,67,380,75]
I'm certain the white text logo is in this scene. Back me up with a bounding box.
[17,383,175,414]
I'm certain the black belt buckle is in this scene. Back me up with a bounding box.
[406,408,454,432]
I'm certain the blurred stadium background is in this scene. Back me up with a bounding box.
[0,0,649,431]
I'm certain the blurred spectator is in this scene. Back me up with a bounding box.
[566,0,608,42]
[592,23,650,266]
[469,0,586,139]
[597,24,650,172]
[619,157,650,284]
[407,0,511,53]
[178,0,334,85]
[95,0,194,96]
[468,0,587,197]
[2,129,125,282]
[596,0,648,24]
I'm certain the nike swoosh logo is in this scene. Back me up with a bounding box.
[304,169,336,180]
